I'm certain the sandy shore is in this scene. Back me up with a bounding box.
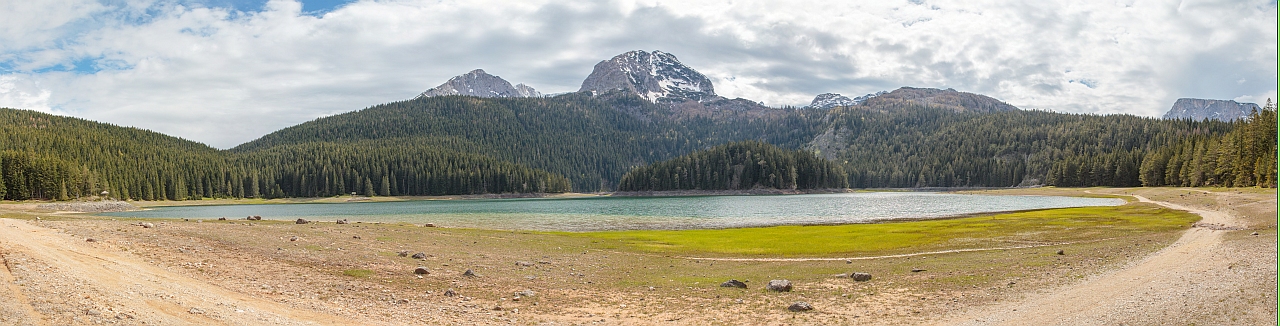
[0,187,1273,325]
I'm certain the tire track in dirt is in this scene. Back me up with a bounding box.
[942,190,1259,325]
[0,218,363,325]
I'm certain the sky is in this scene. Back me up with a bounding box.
[1,0,1275,149]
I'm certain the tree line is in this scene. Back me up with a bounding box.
[618,140,847,191]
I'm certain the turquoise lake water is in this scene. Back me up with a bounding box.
[99,192,1124,231]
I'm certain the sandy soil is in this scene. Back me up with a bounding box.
[943,188,1276,325]
[0,187,1272,325]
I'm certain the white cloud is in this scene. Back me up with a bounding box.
[0,0,1275,148]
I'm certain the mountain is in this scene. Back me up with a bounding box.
[807,91,887,109]
[861,87,1019,113]
[417,69,541,98]
[579,50,716,103]
[1162,98,1260,121]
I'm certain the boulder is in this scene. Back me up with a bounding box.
[397,250,410,257]
[1056,250,1065,255]
[414,266,430,275]
[336,219,350,224]
[787,301,814,312]
[851,272,872,282]
[295,218,309,224]
[424,223,436,227]
[719,279,748,289]
[444,289,457,297]
[463,269,477,277]
[411,252,427,259]
[766,279,792,292]
[140,222,155,229]
[289,236,299,242]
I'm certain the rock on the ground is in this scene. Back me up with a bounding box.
[851,272,872,282]
[336,219,349,224]
[766,279,792,292]
[397,250,410,257]
[411,252,427,259]
[463,269,477,277]
[188,307,205,314]
[414,266,430,275]
[140,222,155,229]
[788,301,814,312]
[516,261,535,267]
[295,218,308,224]
[289,236,299,242]
[516,289,536,298]
[1056,250,1065,255]
[444,289,457,297]
[424,223,436,227]
[911,268,926,273]
[720,279,748,288]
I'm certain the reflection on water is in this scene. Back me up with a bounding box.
[99,193,1124,231]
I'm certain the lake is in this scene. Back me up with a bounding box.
[98,192,1124,232]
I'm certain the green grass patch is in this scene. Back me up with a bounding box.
[565,203,1198,257]
[342,269,373,278]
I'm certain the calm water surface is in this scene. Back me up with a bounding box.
[99,193,1123,231]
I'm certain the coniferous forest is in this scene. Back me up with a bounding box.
[618,141,847,191]
[0,93,1273,201]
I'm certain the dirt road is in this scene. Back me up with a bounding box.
[0,218,358,325]
[945,189,1276,325]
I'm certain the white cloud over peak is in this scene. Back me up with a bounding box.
[0,0,1275,148]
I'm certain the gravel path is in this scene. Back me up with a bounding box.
[0,218,358,325]
[944,190,1277,325]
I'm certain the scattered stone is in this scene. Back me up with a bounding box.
[851,272,872,282]
[85,238,97,242]
[787,301,814,312]
[766,279,793,292]
[246,216,262,221]
[911,269,926,273]
[295,218,309,224]
[414,266,430,275]
[424,223,436,227]
[140,222,155,229]
[1056,250,1065,255]
[336,219,350,224]
[515,261,535,267]
[218,217,227,221]
[398,250,410,257]
[289,236,299,242]
[86,309,101,316]
[492,305,503,311]
[463,269,477,277]
[352,236,361,239]
[411,252,427,260]
[444,289,457,297]
[1251,232,1260,236]
[846,260,853,264]
[516,289,536,298]
[188,308,205,314]
[720,279,748,289]
[537,260,552,264]
[398,299,410,304]
[115,313,134,320]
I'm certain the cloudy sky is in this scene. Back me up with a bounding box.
[2,0,1275,148]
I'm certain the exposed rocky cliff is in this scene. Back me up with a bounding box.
[807,91,887,109]
[861,87,1019,113]
[1162,98,1260,121]
[579,50,716,104]
[417,69,540,99]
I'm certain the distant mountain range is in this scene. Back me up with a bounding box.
[1162,98,1260,121]
[0,49,1263,201]
[420,50,1018,117]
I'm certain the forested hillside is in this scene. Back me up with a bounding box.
[813,105,1239,188]
[233,93,827,191]
[1,92,1272,201]
[0,108,568,200]
[618,140,847,191]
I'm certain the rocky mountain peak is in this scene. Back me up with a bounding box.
[860,87,1019,113]
[1162,98,1260,121]
[417,69,540,99]
[579,50,716,103]
[807,91,888,109]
